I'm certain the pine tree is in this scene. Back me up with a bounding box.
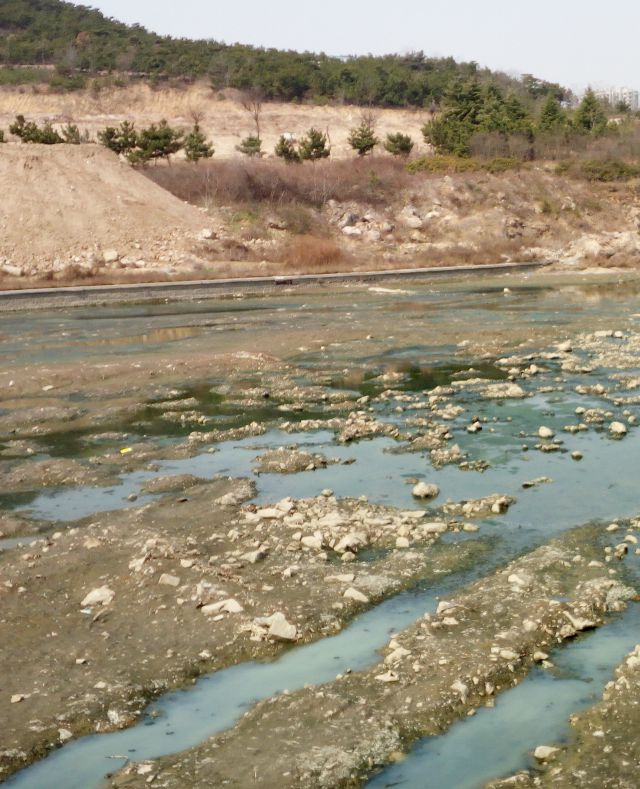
[348,122,379,156]
[574,89,607,135]
[98,121,137,155]
[236,135,263,157]
[298,127,330,161]
[184,123,214,162]
[538,94,566,132]
[274,135,300,162]
[134,120,184,164]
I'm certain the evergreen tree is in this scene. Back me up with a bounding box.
[133,120,183,164]
[236,135,263,157]
[422,78,484,156]
[274,135,300,162]
[98,121,137,155]
[348,122,378,156]
[573,89,607,135]
[184,123,214,162]
[298,127,330,161]
[384,132,414,156]
[538,94,566,132]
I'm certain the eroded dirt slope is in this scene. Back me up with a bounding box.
[0,144,208,272]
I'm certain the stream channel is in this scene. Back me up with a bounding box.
[3,272,640,787]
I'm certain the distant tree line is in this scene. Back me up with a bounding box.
[0,0,569,109]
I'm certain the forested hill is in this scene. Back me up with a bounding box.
[0,0,567,106]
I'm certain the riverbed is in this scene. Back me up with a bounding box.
[2,270,640,788]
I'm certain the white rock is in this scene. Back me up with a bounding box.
[201,598,244,615]
[538,426,555,439]
[563,611,596,631]
[344,587,369,604]
[266,612,297,642]
[534,745,560,761]
[609,421,628,437]
[257,507,286,520]
[10,694,25,704]
[375,670,400,682]
[450,679,469,700]
[158,574,180,587]
[412,482,440,500]
[385,647,411,665]
[81,586,114,607]
[102,249,120,264]
[334,532,366,553]
[421,522,448,535]
[301,535,323,550]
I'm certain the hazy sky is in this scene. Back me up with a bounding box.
[82,0,638,91]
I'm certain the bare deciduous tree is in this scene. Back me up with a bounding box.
[239,88,265,140]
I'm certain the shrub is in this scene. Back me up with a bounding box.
[580,159,640,182]
[61,123,81,144]
[384,132,414,157]
[9,115,64,144]
[483,157,521,174]
[406,155,480,174]
[282,234,343,270]
[406,155,521,175]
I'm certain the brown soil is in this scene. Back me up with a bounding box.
[0,144,207,269]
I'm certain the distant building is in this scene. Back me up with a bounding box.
[594,87,639,111]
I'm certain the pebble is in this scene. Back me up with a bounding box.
[538,426,555,439]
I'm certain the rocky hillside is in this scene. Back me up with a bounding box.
[1,146,639,285]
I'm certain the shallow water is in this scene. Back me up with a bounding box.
[4,548,503,789]
[368,601,640,789]
[4,273,640,787]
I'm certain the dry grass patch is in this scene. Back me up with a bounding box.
[278,234,345,272]
[144,157,415,209]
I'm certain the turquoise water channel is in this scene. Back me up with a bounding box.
[3,273,640,787]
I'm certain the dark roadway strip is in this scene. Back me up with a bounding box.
[0,261,546,306]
